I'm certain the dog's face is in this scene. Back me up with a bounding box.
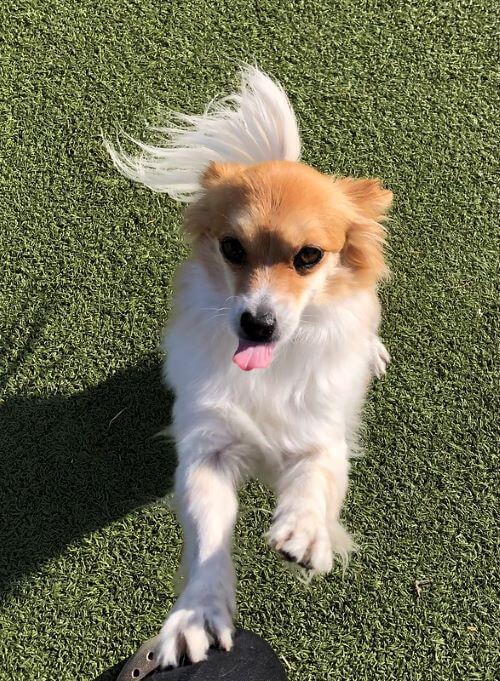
[184,161,392,370]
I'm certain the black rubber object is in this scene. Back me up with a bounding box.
[146,629,287,681]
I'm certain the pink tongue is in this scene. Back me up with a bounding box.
[233,340,274,371]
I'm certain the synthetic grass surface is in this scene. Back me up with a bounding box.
[0,1,498,679]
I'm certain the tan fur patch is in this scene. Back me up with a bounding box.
[183,161,392,303]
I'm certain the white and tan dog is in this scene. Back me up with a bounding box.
[107,67,392,668]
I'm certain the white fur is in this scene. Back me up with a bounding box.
[156,262,385,667]
[106,67,389,668]
[105,65,301,202]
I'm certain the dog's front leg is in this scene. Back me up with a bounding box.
[370,333,390,378]
[156,447,239,668]
[268,447,354,573]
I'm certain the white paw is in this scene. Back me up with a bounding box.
[371,336,390,379]
[268,509,333,573]
[329,522,356,569]
[156,588,234,668]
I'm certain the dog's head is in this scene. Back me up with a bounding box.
[106,67,393,371]
[184,160,392,371]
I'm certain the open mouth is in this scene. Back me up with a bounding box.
[232,339,276,371]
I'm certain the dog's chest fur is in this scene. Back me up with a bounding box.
[164,265,375,457]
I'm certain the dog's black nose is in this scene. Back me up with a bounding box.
[240,309,276,343]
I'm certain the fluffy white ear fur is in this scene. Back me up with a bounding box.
[105,66,301,202]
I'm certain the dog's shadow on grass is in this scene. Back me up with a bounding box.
[0,356,175,597]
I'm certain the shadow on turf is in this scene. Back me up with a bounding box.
[0,356,175,596]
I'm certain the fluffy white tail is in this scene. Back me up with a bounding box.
[105,66,301,202]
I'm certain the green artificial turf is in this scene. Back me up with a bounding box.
[0,1,498,679]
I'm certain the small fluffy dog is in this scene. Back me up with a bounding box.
[107,67,392,668]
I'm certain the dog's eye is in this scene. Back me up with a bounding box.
[220,237,246,265]
[293,246,324,271]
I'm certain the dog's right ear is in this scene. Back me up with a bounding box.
[201,161,245,189]
[184,162,246,240]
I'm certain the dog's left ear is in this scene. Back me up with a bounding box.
[336,177,393,286]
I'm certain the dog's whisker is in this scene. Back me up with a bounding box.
[207,313,228,321]
[202,306,231,312]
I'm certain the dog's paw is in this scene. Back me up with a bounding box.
[268,510,333,573]
[370,336,390,379]
[156,589,233,668]
[329,522,356,569]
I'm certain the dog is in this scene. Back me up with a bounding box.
[107,66,392,668]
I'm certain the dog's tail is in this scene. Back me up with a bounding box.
[105,66,301,202]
